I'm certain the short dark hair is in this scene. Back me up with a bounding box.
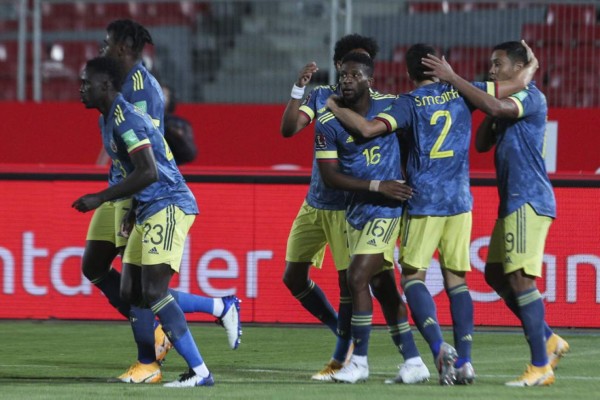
[493,41,528,65]
[106,19,153,55]
[85,56,124,91]
[406,43,437,82]
[333,34,379,64]
[340,52,374,77]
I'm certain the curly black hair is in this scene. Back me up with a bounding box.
[333,34,379,64]
[106,19,153,56]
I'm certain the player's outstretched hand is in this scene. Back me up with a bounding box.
[72,194,103,213]
[421,54,456,83]
[296,62,318,87]
[379,180,413,201]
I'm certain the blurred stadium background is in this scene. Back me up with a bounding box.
[1,0,599,105]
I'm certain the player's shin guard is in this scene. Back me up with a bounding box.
[150,294,203,368]
[351,312,372,356]
[403,279,443,357]
[295,280,338,333]
[129,306,157,363]
[517,288,548,367]
[332,296,353,363]
[499,285,554,340]
[447,284,473,367]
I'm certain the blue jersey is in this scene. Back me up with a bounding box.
[493,83,555,218]
[299,84,347,210]
[101,94,198,223]
[314,95,402,230]
[376,81,495,216]
[108,62,165,187]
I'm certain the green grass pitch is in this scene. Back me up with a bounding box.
[1,321,598,399]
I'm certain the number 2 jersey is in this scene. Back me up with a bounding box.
[101,93,198,223]
[376,81,495,216]
[314,94,402,230]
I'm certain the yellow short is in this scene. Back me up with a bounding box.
[85,198,132,248]
[123,205,195,272]
[487,203,552,277]
[285,201,350,271]
[346,217,401,271]
[400,211,472,272]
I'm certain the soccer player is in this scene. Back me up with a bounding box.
[316,52,430,384]
[327,43,538,385]
[75,56,213,387]
[280,34,378,381]
[422,40,569,387]
[82,19,241,384]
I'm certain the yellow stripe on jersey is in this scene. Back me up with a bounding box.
[299,104,315,122]
[114,105,125,126]
[376,113,397,131]
[485,81,496,96]
[508,97,524,118]
[127,138,151,153]
[151,118,161,128]
[317,112,336,125]
[371,93,397,99]
[132,70,144,91]
[315,150,338,160]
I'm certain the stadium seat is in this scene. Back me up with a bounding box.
[41,2,88,30]
[546,4,597,26]
[521,24,572,47]
[42,41,100,75]
[0,41,18,78]
[139,2,198,26]
[407,2,449,14]
[42,77,80,101]
[0,76,17,100]
[447,46,490,81]
[574,25,600,46]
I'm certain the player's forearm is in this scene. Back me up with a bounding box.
[475,116,496,153]
[448,74,512,118]
[98,168,158,203]
[497,63,536,99]
[280,100,308,137]
[330,106,383,138]
[321,168,370,192]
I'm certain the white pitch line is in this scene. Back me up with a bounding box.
[241,368,600,381]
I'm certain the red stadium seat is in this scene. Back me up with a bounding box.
[42,77,80,101]
[447,46,490,80]
[546,4,597,26]
[0,41,19,78]
[407,2,448,14]
[139,2,198,26]
[0,76,17,100]
[43,41,100,75]
[522,24,572,47]
[574,25,600,46]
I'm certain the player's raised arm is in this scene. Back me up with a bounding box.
[280,61,318,137]
[326,95,388,138]
[421,54,519,119]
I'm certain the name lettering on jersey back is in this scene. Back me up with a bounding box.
[414,88,460,107]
